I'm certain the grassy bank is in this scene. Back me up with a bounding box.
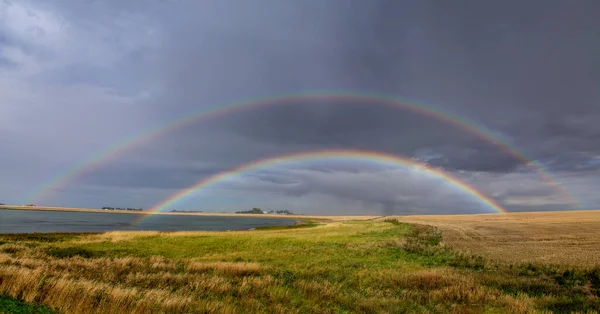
[1,220,599,313]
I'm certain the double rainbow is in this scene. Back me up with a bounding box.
[23,91,581,210]
[133,149,507,224]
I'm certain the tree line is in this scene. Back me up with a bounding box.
[234,208,295,215]
[101,207,143,211]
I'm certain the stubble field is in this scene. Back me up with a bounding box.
[391,210,600,267]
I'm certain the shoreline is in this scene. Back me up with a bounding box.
[0,205,375,222]
[2,205,597,222]
[0,205,304,234]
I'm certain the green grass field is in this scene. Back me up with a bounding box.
[1,220,599,313]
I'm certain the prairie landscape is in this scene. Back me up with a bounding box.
[1,210,600,313]
[2,0,598,312]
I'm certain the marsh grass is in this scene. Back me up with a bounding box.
[0,219,598,313]
[45,247,99,259]
[0,233,89,243]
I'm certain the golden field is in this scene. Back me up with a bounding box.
[391,210,600,267]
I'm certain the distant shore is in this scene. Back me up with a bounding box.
[0,205,376,221]
[4,204,595,222]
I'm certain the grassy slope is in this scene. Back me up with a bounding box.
[0,220,599,313]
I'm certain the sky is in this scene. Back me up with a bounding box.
[1,0,599,215]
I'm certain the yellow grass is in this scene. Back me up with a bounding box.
[390,210,600,266]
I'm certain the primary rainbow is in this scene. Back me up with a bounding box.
[23,91,582,209]
[135,149,506,224]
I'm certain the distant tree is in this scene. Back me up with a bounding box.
[101,206,142,211]
[235,208,265,214]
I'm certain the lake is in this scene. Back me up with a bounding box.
[0,209,295,233]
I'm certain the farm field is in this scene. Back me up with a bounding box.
[0,211,599,313]
[391,210,600,267]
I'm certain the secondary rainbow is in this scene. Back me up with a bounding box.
[23,91,582,209]
[135,149,506,224]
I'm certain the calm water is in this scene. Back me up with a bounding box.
[0,209,295,233]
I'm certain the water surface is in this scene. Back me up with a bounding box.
[0,209,295,233]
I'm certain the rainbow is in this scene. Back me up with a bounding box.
[134,149,507,224]
[23,91,582,209]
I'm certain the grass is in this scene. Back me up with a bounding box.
[45,247,99,259]
[0,213,599,313]
[0,233,88,243]
[254,220,319,230]
[0,294,53,314]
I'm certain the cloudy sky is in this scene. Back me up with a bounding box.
[1,0,599,215]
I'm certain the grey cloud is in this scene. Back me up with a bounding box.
[208,167,496,215]
[2,0,599,212]
[142,0,599,174]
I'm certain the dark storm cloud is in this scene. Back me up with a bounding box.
[2,0,599,212]
[242,171,301,185]
[294,162,395,175]
[140,0,599,174]
[81,163,224,190]
[223,102,525,173]
[334,1,600,166]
